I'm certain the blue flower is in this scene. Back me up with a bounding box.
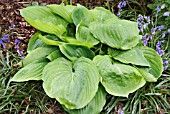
[155,6,161,12]
[117,1,127,16]
[148,35,152,40]
[161,4,165,9]
[156,49,164,56]
[14,38,20,44]
[14,45,19,49]
[156,25,164,31]
[151,27,157,34]
[119,108,124,114]
[163,11,170,16]
[162,32,166,38]
[0,39,6,48]
[164,66,168,70]
[163,60,168,65]
[2,34,10,43]
[168,28,170,33]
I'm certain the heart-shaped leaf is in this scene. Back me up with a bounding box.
[46,50,63,61]
[108,47,150,66]
[65,85,107,114]
[76,24,99,45]
[90,20,140,50]
[19,46,57,66]
[140,46,163,79]
[11,58,49,82]
[42,57,100,109]
[93,55,146,97]
[20,6,68,37]
[48,4,75,23]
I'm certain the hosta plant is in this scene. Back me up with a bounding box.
[11,4,163,113]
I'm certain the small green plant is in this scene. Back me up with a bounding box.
[11,4,163,113]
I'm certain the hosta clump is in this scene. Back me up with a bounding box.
[11,4,163,113]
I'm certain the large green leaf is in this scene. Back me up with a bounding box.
[72,5,119,27]
[20,6,68,37]
[48,4,75,23]
[19,46,57,66]
[42,57,100,109]
[76,24,99,45]
[93,55,146,97]
[27,32,47,53]
[65,85,107,114]
[72,5,94,26]
[90,20,140,50]
[61,37,93,48]
[46,50,63,61]
[11,58,48,82]
[136,67,157,82]
[108,47,150,66]
[89,7,119,23]
[140,46,163,79]
[38,34,62,46]
[59,43,95,61]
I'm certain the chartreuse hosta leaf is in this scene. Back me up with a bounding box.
[46,50,63,61]
[93,55,146,97]
[72,5,119,26]
[42,57,100,109]
[90,20,140,50]
[108,47,150,67]
[38,34,62,46]
[59,43,95,61]
[11,58,49,82]
[140,46,163,80]
[20,6,68,37]
[76,23,99,45]
[48,4,75,23]
[64,85,107,114]
[19,46,57,66]
[72,5,94,26]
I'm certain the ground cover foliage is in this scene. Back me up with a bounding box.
[0,0,170,114]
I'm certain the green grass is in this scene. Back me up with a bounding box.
[103,76,170,114]
[0,50,65,114]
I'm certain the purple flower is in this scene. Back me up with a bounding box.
[162,32,166,38]
[117,11,121,16]
[118,1,127,11]
[163,11,170,16]
[17,50,23,56]
[142,34,147,40]
[138,23,143,32]
[168,28,170,33]
[161,4,165,9]
[137,14,144,23]
[2,34,10,43]
[143,40,148,46]
[155,6,161,12]
[121,1,126,7]
[157,25,164,31]
[156,49,164,56]
[14,39,20,44]
[119,108,124,114]
[14,45,19,49]
[164,66,168,70]
[151,27,157,34]
[156,41,162,49]
[148,35,152,40]
[163,60,168,65]
[0,39,6,48]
